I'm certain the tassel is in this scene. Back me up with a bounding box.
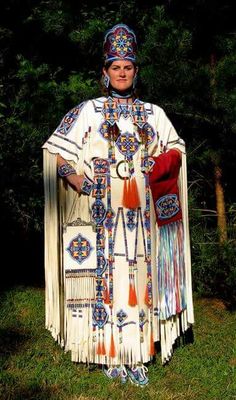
[122,177,141,209]
[109,330,116,358]
[122,177,129,209]
[97,335,102,355]
[144,283,150,306]
[103,278,110,304]
[101,334,106,355]
[149,329,155,356]
[128,177,140,209]
[128,281,138,306]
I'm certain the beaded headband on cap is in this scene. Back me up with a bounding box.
[103,23,137,64]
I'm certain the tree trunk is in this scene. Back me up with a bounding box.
[214,165,227,243]
[210,54,227,243]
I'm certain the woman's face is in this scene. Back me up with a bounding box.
[103,60,137,92]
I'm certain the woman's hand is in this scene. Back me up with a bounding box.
[66,173,84,193]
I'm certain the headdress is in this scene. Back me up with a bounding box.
[103,23,137,64]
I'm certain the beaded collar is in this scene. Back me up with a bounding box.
[110,89,133,99]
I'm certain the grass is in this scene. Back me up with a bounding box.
[0,286,235,400]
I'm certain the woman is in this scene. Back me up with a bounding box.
[42,23,194,387]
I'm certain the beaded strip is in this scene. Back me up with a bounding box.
[102,156,117,358]
[105,167,115,306]
[141,131,156,354]
[144,165,153,307]
[139,309,148,343]
[91,159,110,355]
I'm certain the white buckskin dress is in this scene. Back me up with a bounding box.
[42,96,194,366]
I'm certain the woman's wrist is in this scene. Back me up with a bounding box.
[57,162,94,195]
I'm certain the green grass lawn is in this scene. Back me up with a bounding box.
[0,286,235,400]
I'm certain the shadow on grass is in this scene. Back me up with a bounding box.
[0,384,64,400]
[0,323,65,400]
[0,327,32,360]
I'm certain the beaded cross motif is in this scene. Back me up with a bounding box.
[116,131,139,157]
[102,97,120,126]
[131,99,148,128]
[66,233,93,264]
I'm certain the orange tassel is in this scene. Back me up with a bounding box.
[144,283,150,306]
[122,177,129,208]
[103,278,110,304]
[128,282,138,306]
[101,339,106,355]
[97,338,102,355]
[109,331,116,358]
[129,177,140,209]
[150,329,155,356]
[122,176,140,209]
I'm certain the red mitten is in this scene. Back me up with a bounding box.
[149,149,182,226]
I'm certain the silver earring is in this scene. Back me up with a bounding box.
[103,75,110,88]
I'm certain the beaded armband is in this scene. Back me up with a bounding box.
[58,163,76,178]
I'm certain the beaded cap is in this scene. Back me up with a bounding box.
[103,23,137,64]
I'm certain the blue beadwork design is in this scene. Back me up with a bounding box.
[103,24,137,63]
[56,102,85,135]
[67,233,93,264]
[104,209,115,230]
[58,163,76,177]
[92,176,106,198]
[102,97,121,126]
[118,103,131,119]
[116,131,139,157]
[142,123,156,145]
[131,99,148,129]
[93,302,108,328]
[156,194,180,219]
[93,158,110,175]
[147,157,155,172]
[116,309,128,326]
[126,210,136,231]
[139,309,147,328]
[96,278,105,298]
[96,250,107,276]
[81,175,94,195]
[99,120,110,141]
[91,199,107,225]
